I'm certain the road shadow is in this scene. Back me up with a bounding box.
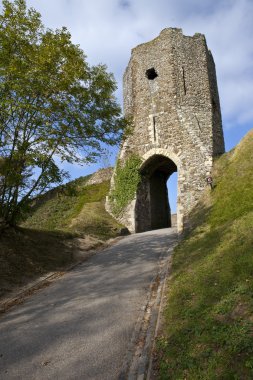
[0,228,178,379]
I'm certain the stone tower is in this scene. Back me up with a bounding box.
[108,28,225,233]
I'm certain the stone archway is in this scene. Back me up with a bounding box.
[135,154,176,232]
[135,148,183,233]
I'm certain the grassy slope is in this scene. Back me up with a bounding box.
[22,177,122,240]
[0,228,76,298]
[157,130,253,379]
[0,175,123,299]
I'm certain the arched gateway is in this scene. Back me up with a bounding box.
[107,28,225,233]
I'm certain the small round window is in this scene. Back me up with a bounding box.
[146,68,158,80]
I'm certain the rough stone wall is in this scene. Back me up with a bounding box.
[86,167,113,186]
[171,213,177,228]
[108,28,225,232]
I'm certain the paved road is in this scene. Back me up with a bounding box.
[0,228,177,380]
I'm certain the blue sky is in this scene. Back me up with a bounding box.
[7,0,253,210]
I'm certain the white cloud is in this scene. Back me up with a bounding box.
[24,0,253,132]
[1,1,250,185]
[176,0,253,127]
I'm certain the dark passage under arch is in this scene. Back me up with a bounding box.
[135,155,177,232]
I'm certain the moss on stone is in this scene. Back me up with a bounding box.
[110,154,142,216]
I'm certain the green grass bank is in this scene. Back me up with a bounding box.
[156,130,253,379]
[23,175,122,240]
[0,171,123,299]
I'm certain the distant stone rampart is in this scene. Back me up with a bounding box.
[86,167,113,186]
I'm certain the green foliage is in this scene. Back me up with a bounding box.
[110,154,142,215]
[157,130,253,379]
[0,0,128,226]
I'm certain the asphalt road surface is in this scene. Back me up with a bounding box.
[0,228,177,380]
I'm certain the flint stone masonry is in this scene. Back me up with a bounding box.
[107,28,225,233]
[86,167,113,186]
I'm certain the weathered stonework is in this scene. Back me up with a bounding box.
[86,167,113,186]
[107,28,225,233]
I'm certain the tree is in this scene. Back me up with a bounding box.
[0,0,128,227]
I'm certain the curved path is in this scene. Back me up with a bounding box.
[0,228,177,380]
